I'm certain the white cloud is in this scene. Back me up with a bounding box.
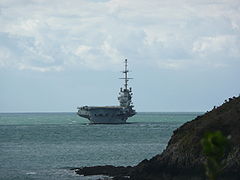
[75,45,92,56]
[71,41,122,70]
[192,35,240,58]
[0,47,11,67]
[193,36,232,53]
[100,40,122,64]
[18,64,63,72]
[0,0,239,72]
[157,59,191,70]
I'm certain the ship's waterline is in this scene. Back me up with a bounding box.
[78,106,128,124]
[77,59,136,124]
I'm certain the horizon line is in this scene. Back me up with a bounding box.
[0,111,205,113]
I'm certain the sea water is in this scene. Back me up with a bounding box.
[0,112,201,180]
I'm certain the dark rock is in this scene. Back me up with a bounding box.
[73,96,240,180]
[73,165,133,178]
[131,95,240,180]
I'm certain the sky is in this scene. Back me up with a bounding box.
[0,0,240,112]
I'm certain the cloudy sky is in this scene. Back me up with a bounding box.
[0,0,240,112]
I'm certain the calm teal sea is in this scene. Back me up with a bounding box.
[0,112,201,180]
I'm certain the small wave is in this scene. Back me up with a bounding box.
[26,171,36,175]
[82,175,113,180]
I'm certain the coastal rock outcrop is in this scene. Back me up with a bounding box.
[74,96,240,179]
[132,96,240,179]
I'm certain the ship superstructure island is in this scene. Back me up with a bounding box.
[77,59,136,124]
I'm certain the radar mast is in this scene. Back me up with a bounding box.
[118,59,134,108]
[120,59,133,91]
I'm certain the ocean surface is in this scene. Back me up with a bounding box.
[0,112,202,180]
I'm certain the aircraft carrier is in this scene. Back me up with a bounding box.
[77,59,136,124]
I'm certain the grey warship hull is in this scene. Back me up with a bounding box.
[77,106,135,124]
[77,59,136,124]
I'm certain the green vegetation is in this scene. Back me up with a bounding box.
[201,131,230,180]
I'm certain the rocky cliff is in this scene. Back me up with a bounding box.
[75,96,240,180]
